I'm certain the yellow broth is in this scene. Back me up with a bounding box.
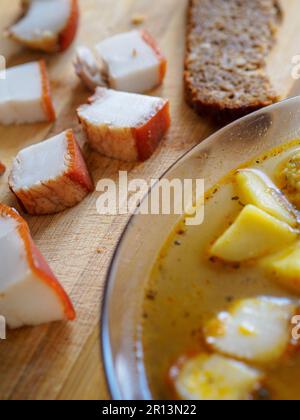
[140,139,300,400]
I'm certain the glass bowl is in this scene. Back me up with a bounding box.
[101,96,300,400]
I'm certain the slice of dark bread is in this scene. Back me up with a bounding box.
[185,0,282,122]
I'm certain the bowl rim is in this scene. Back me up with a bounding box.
[100,96,300,400]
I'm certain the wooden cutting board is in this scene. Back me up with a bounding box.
[0,0,300,400]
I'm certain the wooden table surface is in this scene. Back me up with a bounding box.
[0,0,300,400]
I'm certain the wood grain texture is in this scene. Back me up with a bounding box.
[0,0,299,400]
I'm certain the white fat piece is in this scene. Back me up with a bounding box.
[10,0,70,42]
[0,216,65,328]
[174,354,262,401]
[74,46,108,91]
[10,131,68,191]
[95,30,161,93]
[78,88,163,128]
[0,62,47,125]
[205,297,297,364]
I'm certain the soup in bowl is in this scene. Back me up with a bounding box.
[102,97,300,400]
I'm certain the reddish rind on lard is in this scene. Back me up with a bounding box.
[75,30,167,94]
[59,0,79,51]
[39,60,56,122]
[0,203,75,328]
[77,88,171,162]
[9,130,94,215]
[140,30,167,83]
[0,162,5,176]
[0,60,55,125]
[8,0,79,53]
